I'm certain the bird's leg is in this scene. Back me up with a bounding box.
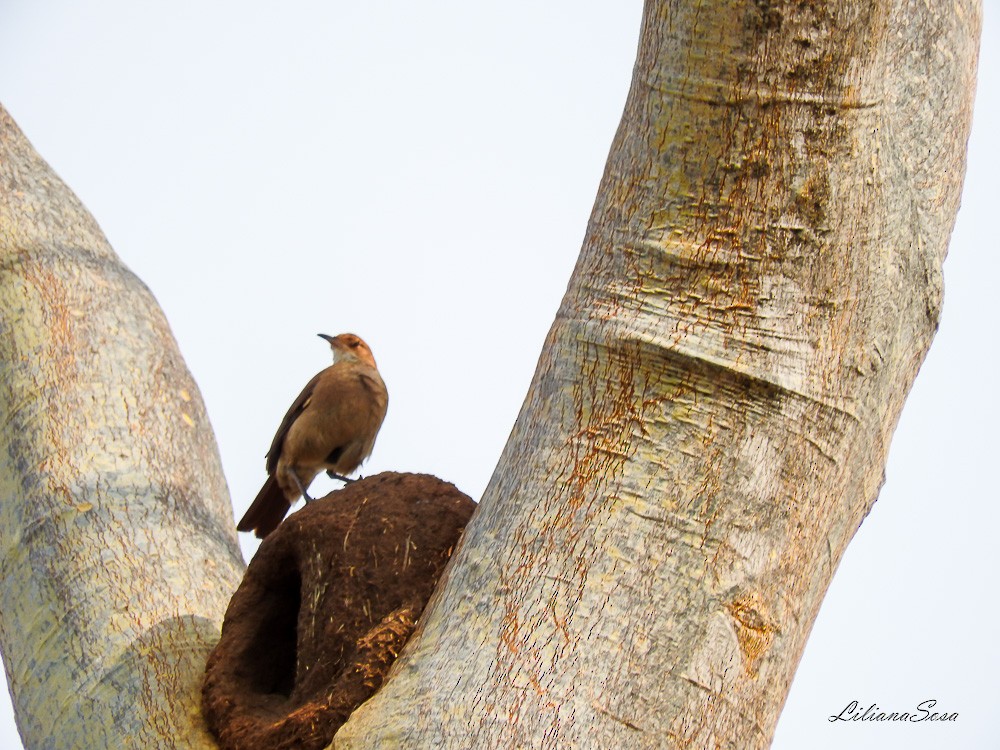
[290,469,314,503]
[326,471,355,483]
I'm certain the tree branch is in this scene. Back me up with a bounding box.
[0,106,244,748]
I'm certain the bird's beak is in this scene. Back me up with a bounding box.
[317,333,336,344]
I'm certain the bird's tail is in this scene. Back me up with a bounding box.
[237,475,290,539]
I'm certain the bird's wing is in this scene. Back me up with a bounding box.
[264,369,325,476]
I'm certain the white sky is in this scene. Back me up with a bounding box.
[0,3,996,748]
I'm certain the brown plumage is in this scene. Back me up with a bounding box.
[237,333,388,538]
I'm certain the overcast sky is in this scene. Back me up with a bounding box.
[0,3,996,748]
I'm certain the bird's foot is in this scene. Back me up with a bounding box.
[290,470,314,502]
[326,471,354,483]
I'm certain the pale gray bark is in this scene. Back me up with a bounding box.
[0,106,244,748]
[334,1,980,748]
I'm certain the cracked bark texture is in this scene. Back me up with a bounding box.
[334,1,980,748]
[0,106,244,747]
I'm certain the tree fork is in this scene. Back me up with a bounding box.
[0,0,981,747]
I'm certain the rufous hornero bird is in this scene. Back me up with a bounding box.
[237,333,388,538]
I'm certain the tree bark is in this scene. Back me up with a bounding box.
[333,1,980,748]
[0,107,244,747]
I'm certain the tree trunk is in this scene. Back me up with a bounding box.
[333,1,980,748]
[0,107,244,747]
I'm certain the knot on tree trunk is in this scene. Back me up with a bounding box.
[202,472,475,750]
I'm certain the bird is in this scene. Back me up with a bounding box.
[237,332,388,538]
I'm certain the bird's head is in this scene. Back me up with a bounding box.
[318,332,377,368]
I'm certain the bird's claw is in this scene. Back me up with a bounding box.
[326,471,355,483]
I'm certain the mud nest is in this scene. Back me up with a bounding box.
[202,472,475,750]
